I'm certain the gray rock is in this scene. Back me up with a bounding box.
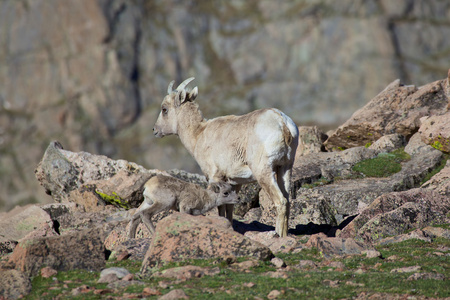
[285,143,443,226]
[422,159,450,197]
[0,269,32,300]
[99,267,130,280]
[418,110,450,152]
[0,205,52,243]
[305,233,373,257]
[35,141,162,210]
[340,188,450,243]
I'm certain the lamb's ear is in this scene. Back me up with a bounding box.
[175,89,187,107]
[208,183,220,193]
[186,87,198,102]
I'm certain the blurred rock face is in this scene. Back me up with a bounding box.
[1,0,449,210]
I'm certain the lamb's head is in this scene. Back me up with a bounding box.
[209,182,239,206]
[153,77,198,137]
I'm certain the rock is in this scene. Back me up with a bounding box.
[0,205,53,243]
[0,241,18,256]
[271,257,286,268]
[267,289,282,299]
[40,266,58,278]
[421,159,450,197]
[340,188,450,243]
[407,273,445,281]
[159,289,189,300]
[230,260,260,271]
[325,77,449,151]
[404,132,438,156]
[292,146,380,189]
[295,126,327,159]
[290,145,443,227]
[376,229,432,246]
[0,269,32,300]
[97,273,119,284]
[243,231,301,253]
[35,141,164,209]
[422,226,450,239]
[142,287,162,296]
[368,134,406,152]
[362,250,382,259]
[99,267,130,281]
[7,227,105,277]
[153,265,220,280]
[305,233,373,257]
[390,266,421,273]
[419,110,450,152]
[140,213,273,275]
[296,260,318,269]
[109,238,151,261]
[232,182,261,218]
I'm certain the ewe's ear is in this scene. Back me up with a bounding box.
[187,87,198,102]
[175,89,187,107]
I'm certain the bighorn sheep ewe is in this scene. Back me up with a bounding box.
[153,78,299,237]
[127,174,238,238]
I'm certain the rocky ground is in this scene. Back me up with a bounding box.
[0,73,449,299]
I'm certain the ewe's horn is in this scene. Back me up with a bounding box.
[176,77,195,91]
[167,80,175,94]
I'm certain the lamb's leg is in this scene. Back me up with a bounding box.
[140,201,168,235]
[218,204,226,217]
[224,184,241,223]
[256,167,289,237]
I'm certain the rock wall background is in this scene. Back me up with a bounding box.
[1,0,449,211]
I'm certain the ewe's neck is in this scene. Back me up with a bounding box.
[176,102,205,157]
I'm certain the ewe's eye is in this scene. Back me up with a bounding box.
[162,107,168,115]
[223,192,229,196]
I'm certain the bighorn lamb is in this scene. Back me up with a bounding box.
[127,174,238,238]
[153,78,299,237]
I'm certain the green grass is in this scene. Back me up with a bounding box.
[352,148,411,178]
[24,233,450,300]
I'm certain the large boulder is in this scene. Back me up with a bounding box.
[6,227,106,277]
[339,188,450,244]
[140,213,273,275]
[324,76,450,151]
[35,141,165,209]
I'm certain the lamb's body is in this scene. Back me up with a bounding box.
[127,175,238,238]
[153,78,299,237]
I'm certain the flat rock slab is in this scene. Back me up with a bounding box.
[140,213,273,275]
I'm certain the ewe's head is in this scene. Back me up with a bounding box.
[153,77,198,137]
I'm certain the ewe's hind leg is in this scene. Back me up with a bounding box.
[256,167,289,237]
[127,213,141,239]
